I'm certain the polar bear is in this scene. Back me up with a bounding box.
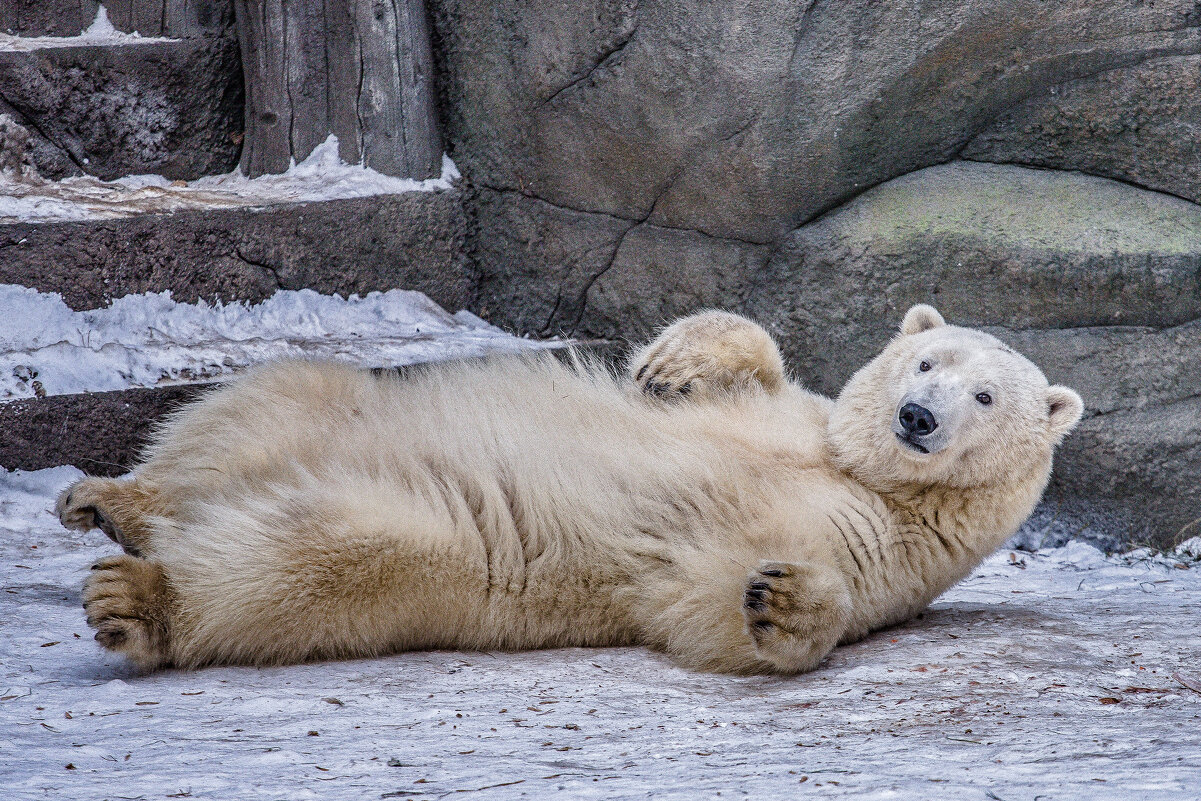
[56,305,1082,674]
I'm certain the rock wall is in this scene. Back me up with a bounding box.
[0,40,243,181]
[428,0,1201,546]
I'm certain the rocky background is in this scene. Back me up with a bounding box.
[1,0,1198,546]
[429,0,1201,547]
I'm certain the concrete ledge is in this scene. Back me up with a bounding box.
[0,383,214,476]
[0,190,472,311]
[0,342,618,477]
[0,38,243,181]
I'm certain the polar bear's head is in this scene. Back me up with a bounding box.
[828,305,1083,491]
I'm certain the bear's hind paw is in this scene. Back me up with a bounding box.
[56,478,141,555]
[83,555,174,670]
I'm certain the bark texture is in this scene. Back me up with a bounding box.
[234,0,442,178]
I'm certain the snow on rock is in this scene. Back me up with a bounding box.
[0,136,460,224]
[0,5,176,52]
[0,285,559,400]
[2,466,1199,800]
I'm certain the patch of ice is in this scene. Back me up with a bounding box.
[0,285,560,400]
[0,6,176,52]
[0,136,460,224]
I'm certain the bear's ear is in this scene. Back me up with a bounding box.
[1046,386,1084,441]
[900,304,946,336]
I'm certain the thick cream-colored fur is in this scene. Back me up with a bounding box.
[58,307,1082,675]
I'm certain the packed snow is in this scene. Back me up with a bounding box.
[0,6,175,52]
[2,466,1199,800]
[0,285,560,400]
[0,136,460,224]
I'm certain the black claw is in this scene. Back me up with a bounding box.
[745,589,766,604]
[752,620,774,632]
[745,599,766,612]
[94,510,121,544]
[759,568,785,578]
[748,581,770,592]
[64,492,73,505]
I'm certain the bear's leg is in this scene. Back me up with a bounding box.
[95,487,494,670]
[83,555,176,670]
[57,477,161,557]
[627,311,786,400]
[635,550,851,674]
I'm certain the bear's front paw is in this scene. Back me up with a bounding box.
[629,312,784,401]
[742,561,850,674]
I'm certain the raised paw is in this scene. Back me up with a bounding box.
[83,555,174,670]
[742,560,851,674]
[629,312,785,401]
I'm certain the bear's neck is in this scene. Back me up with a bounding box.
[891,472,1044,547]
[874,459,1051,596]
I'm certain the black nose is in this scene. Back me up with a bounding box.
[899,403,938,436]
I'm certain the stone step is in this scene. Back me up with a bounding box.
[0,342,617,476]
[0,188,470,312]
[1,383,208,476]
[1,1,232,40]
[0,29,241,180]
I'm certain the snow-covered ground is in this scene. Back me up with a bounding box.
[0,136,459,224]
[3,466,1199,800]
[0,6,175,52]
[0,286,560,400]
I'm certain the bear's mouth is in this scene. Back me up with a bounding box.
[895,433,930,455]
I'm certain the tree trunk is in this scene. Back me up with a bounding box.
[233,0,442,179]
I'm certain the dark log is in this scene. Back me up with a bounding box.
[233,0,442,179]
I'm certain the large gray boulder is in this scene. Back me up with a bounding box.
[431,0,1201,243]
[742,162,1201,547]
[963,55,1201,206]
[744,161,1201,389]
[434,1,1201,547]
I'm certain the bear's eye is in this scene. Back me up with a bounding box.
[919,361,932,372]
[976,392,993,405]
